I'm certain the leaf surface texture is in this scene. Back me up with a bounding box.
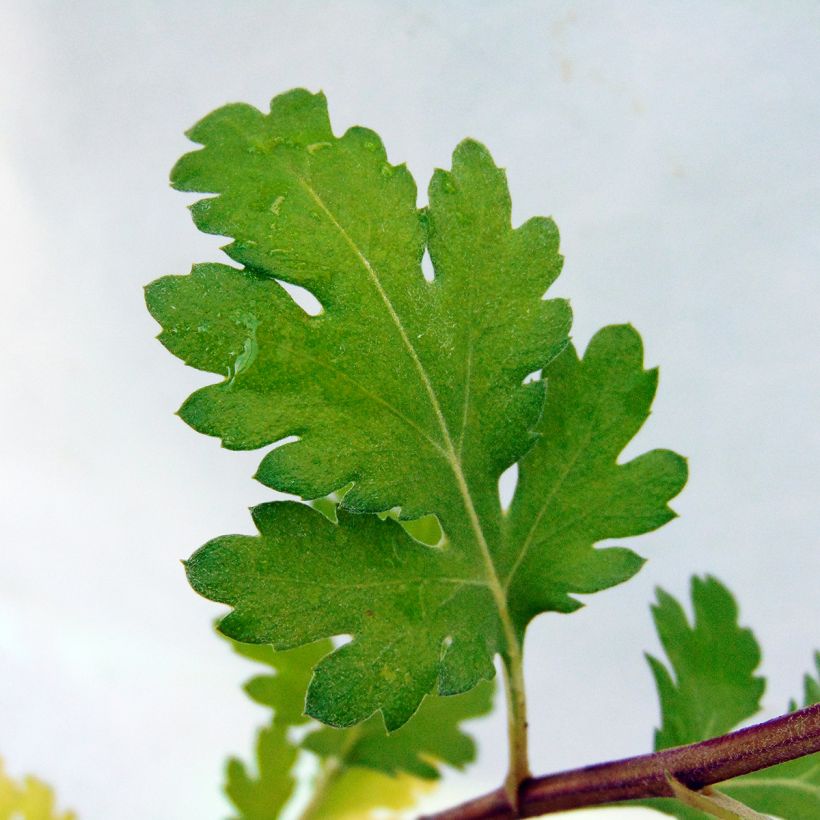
[149,89,686,729]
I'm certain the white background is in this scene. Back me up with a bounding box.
[1,2,818,818]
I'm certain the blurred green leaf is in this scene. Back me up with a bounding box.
[228,637,333,727]
[300,767,433,820]
[225,725,297,820]
[302,679,494,780]
[223,627,493,818]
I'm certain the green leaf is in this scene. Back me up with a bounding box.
[226,717,435,820]
[152,89,685,729]
[227,636,333,727]
[715,651,819,820]
[503,325,688,622]
[302,679,494,780]
[790,652,820,711]
[648,576,765,749]
[195,502,495,729]
[300,768,433,820]
[642,578,820,819]
[805,653,820,706]
[225,724,297,820]
[186,331,684,728]
[146,88,571,518]
[0,758,76,820]
[222,630,493,818]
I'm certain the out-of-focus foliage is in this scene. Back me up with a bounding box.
[0,759,75,820]
[222,630,493,818]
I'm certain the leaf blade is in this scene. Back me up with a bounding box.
[222,628,494,819]
[642,577,819,819]
[504,325,688,623]
[153,90,686,732]
[649,576,764,750]
[190,501,496,729]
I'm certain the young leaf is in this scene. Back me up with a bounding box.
[642,577,820,819]
[648,576,765,749]
[225,724,297,820]
[0,758,76,820]
[151,89,686,730]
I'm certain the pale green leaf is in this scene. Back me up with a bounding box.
[300,768,433,820]
[225,725,297,820]
[227,637,332,727]
[302,679,494,780]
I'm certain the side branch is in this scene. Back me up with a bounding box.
[422,703,820,819]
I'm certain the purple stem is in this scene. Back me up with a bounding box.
[422,703,820,819]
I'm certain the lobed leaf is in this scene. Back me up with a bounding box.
[227,636,332,727]
[503,325,687,625]
[146,88,570,519]
[642,577,819,819]
[194,503,495,729]
[154,89,686,731]
[648,576,765,749]
[302,679,494,780]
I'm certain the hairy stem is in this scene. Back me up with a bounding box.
[421,703,820,819]
[502,646,530,805]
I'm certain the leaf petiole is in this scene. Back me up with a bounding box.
[501,645,530,807]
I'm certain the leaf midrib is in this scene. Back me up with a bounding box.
[238,573,488,591]
[295,172,519,655]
